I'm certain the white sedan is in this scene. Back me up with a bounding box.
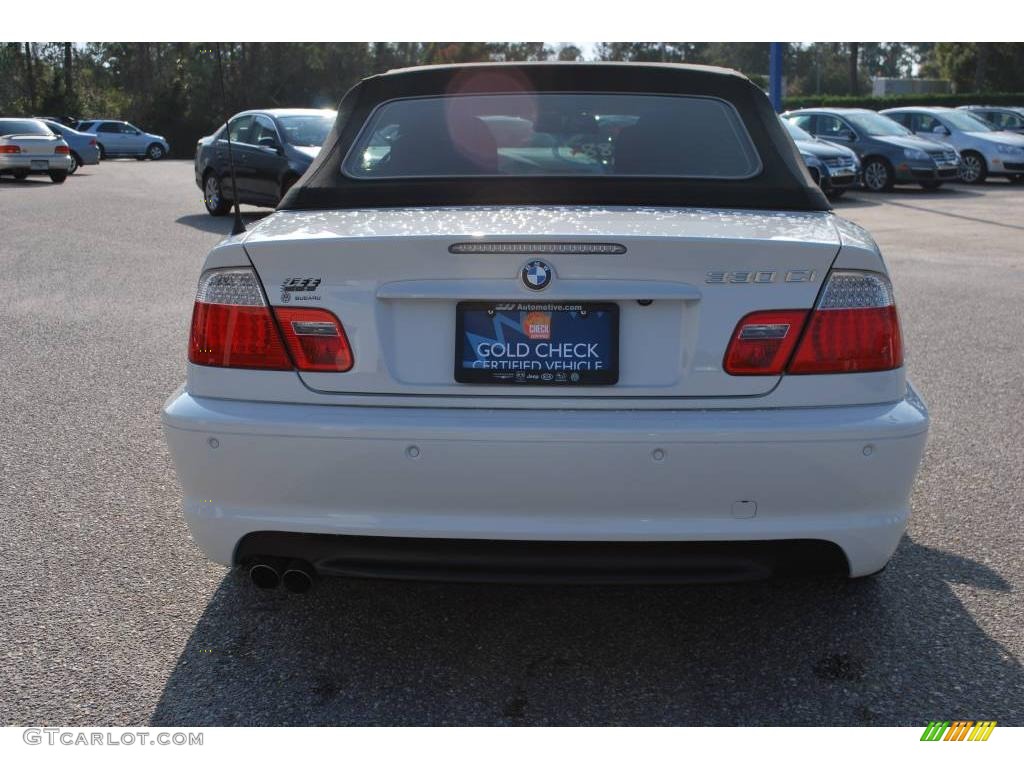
[0,118,72,183]
[162,63,928,592]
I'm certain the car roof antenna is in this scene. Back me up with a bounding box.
[215,43,245,236]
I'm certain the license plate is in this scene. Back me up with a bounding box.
[30,160,48,170]
[456,301,619,385]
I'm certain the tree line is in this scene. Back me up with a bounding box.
[2,42,1022,158]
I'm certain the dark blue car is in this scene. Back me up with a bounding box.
[782,118,860,199]
[195,108,336,216]
[782,108,961,192]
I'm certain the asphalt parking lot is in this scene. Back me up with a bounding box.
[1,160,1022,726]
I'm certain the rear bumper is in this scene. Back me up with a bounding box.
[0,155,70,172]
[161,385,929,579]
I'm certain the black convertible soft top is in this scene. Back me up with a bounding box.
[279,62,830,212]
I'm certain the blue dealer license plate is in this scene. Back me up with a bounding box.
[455,301,619,385]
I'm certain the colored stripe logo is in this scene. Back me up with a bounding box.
[921,721,996,741]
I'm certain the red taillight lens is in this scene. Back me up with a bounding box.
[274,307,353,372]
[188,268,291,370]
[189,302,292,370]
[789,306,902,373]
[55,145,69,155]
[89,138,97,147]
[789,271,902,374]
[723,309,809,375]
[723,270,903,377]
[0,145,20,154]
[187,268,355,373]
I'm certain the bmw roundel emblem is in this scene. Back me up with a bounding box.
[521,260,552,291]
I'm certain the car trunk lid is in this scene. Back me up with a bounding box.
[2,133,61,158]
[242,206,840,398]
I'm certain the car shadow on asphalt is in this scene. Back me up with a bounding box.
[175,212,271,235]
[830,194,881,209]
[150,535,1021,726]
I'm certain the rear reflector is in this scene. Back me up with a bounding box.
[188,267,354,372]
[275,307,354,372]
[723,270,903,376]
[723,309,809,375]
[55,145,69,154]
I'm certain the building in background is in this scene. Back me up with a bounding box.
[872,77,951,96]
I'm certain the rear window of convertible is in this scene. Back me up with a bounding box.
[342,93,762,180]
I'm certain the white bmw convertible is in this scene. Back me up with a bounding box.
[162,63,928,591]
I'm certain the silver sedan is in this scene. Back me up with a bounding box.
[0,118,72,183]
[882,106,1024,184]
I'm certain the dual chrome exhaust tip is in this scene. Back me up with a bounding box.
[248,559,315,593]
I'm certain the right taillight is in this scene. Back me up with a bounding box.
[723,270,903,376]
[723,309,809,375]
[789,271,903,374]
[188,267,354,372]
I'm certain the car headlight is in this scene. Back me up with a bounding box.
[903,148,929,161]
[996,143,1024,155]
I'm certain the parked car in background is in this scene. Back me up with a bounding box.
[0,118,71,183]
[164,64,928,591]
[35,115,80,128]
[882,106,1024,184]
[781,118,859,198]
[957,106,1024,135]
[75,120,169,160]
[37,119,100,174]
[194,108,336,216]
[782,108,960,192]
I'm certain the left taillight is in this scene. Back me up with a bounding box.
[188,267,354,372]
[55,145,69,155]
[189,268,292,370]
[0,145,20,154]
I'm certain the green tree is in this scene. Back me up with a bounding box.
[595,42,708,62]
[556,44,582,62]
